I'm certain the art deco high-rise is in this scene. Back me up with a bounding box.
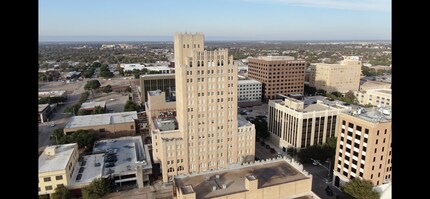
[148,33,256,182]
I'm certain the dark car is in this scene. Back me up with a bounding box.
[265,144,270,149]
[270,148,276,154]
[325,186,333,196]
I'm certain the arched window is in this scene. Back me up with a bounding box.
[189,61,192,67]
[168,167,175,172]
[187,44,189,48]
[197,61,200,67]
[221,60,224,66]
[177,166,184,171]
[217,61,220,66]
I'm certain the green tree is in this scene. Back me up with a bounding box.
[124,100,140,112]
[78,109,93,115]
[51,185,71,199]
[50,128,67,145]
[331,91,343,98]
[345,91,356,103]
[92,106,105,114]
[125,86,132,93]
[82,178,110,199]
[102,85,112,93]
[84,80,101,90]
[342,178,380,199]
[91,62,101,68]
[39,194,50,199]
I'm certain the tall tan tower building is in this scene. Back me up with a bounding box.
[333,108,391,188]
[149,33,256,182]
[309,56,362,93]
[248,56,306,102]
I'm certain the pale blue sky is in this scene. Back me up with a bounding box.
[39,0,391,41]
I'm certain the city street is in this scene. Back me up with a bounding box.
[38,80,86,153]
[303,162,345,199]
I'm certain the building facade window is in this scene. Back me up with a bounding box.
[44,177,51,182]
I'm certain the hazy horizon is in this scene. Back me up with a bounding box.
[39,0,391,42]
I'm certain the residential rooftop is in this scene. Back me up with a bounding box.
[39,104,50,113]
[65,111,137,129]
[39,143,77,173]
[174,159,309,199]
[93,136,151,176]
[80,101,106,110]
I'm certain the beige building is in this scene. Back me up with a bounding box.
[333,108,392,188]
[63,111,138,137]
[359,80,391,92]
[248,56,306,102]
[174,158,319,199]
[139,73,175,104]
[354,89,391,107]
[268,96,346,149]
[38,143,79,196]
[147,32,256,182]
[309,56,362,93]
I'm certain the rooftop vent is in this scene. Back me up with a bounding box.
[222,184,227,189]
[212,186,217,192]
[216,175,220,179]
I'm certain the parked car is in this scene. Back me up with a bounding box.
[265,144,270,149]
[312,160,320,166]
[270,148,276,154]
[325,186,333,196]
[50,122,55,127]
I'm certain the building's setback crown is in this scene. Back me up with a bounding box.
[238,79,262,84]
[64,111,137,129]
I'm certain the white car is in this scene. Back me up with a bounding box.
[50,122,55,127]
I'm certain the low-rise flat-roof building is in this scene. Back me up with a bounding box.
[174,158,319,199]
[39,143,79,197]
[39,90,67,98]
[354,89,391,107]
[79,101,107,111]
[146,66,172,74]
[359,80,391,91]
[120,63,145,72]
[268,96,350,149]
[93,136,153,188]
[39,104,55,123]
[64,111,138,137]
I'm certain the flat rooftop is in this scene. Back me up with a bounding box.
[349,107,391,123]
[146,66,171,70]
[373,89,391,94]
[175,160,309,199]
[65,111,137,129]
[80,101,106,110]
[39,143,77,173]
[254,56,296,61]
[39,90,66,97]
[238,115,253,127]
[140,73,175,79]
[39,104,50,112]
[238,79,262,84]
[70,154,104,188]
[154,118,178,131]
[273,96,344,113]
[93,136,151,176]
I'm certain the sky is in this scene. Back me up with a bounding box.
[39,0,391,41]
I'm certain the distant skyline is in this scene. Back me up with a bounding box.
[39,0,391,42]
